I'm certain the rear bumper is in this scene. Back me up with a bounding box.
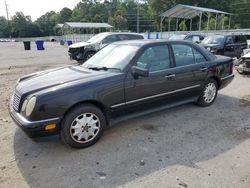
[219,74,234,89]
[9,106,61,137]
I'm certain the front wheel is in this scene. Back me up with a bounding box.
[197,79,218,107]
[84,51,95,62]
[60,104,106,148]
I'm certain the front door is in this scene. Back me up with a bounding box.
[124,44,176,106]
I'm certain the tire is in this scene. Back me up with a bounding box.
[84,51,95,62]
[60,104,106,148]
[197,79,218,107]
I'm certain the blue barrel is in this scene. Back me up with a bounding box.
[156,33,159,39]
[67,40,73,46]
[35,40,44,50]
[147,32,150,39]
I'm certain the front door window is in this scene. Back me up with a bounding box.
[136,45,170,72]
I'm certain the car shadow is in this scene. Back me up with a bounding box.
[13,94,250,188]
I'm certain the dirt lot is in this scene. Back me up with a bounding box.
[0,42,250,188]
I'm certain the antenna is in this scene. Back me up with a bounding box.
[5,0,11,38]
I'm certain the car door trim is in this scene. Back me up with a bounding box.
[111,84,200,108]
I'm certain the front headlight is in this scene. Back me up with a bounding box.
[25,96,37,116]
[207,47,211,51]
[21,99,28,112]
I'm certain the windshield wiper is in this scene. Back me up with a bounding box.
[87,66,121,71]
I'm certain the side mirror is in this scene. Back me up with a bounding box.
[131,66,149,79]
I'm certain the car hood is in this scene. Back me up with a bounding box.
[69,41,94,48]
[15,66,110,95]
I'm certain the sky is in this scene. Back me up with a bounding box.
[0,0,81,21]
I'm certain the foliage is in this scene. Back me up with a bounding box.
[10,12,42,37]
[0,16,9,37]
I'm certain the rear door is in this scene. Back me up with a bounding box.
[168,43,208,94]
[224,36,236,57]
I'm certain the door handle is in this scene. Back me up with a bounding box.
[200,67,208,71]
[165,74,175,79]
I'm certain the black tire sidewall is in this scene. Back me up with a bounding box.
[198,79,218,107]
[61,104,106,148]
[84,51,95,61]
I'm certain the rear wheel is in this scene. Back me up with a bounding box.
[60,104,106,148]
[197,79,218,107]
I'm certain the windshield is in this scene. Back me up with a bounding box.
[169,34,186,40]
[202,36,225,45]
[82,44,139,70]
[87,33,109,43]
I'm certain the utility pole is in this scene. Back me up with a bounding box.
[137,0,139,33]
[5,0,11,38]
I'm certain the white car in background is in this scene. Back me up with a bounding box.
[235,48,250,74]
[68,32,144,64]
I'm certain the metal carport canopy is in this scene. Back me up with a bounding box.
[160,4,232,19]
[160,4,232,32]
[63,22,113,29]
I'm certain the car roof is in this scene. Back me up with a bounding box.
[208,34,246,37]
[99,32,143,35]
[112,39,196,46]
[112,39,216,61]
[186,33,205,36]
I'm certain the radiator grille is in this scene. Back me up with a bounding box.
[13,93,21,112]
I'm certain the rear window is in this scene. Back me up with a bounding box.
[239,35,247,43]
[126,34,144,40]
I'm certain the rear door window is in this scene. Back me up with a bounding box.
[172,44,195,67]
[193,48,206,63]
[117,34,129,41]
[172,44,206,66]
[239,35,247,43]
[126,34,144,40]
[225,36,234,44]
[102,35,118,44]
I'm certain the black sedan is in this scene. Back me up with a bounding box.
[9,40,234,148]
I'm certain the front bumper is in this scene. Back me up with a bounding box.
[219,74,234,89]
[68,47,84,61]
[9,104,61,137]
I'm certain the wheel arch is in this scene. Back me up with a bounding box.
[84,49,96,56]
[61,100,109,127]
[209,76,221,88]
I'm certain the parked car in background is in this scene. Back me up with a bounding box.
[245,34,250,48]
[235,48,250,74]
[10,40,234,148]
[68,32,144,63]
[201,34,248,58]
[169,33,205,43]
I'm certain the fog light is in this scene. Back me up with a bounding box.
[45,124,56,130]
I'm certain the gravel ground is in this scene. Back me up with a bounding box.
[0,42,250,188]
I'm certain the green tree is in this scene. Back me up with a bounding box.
[11,12,42,37]
[59,8,72,23]
[35,11,60,36]
[0,16,9,37]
